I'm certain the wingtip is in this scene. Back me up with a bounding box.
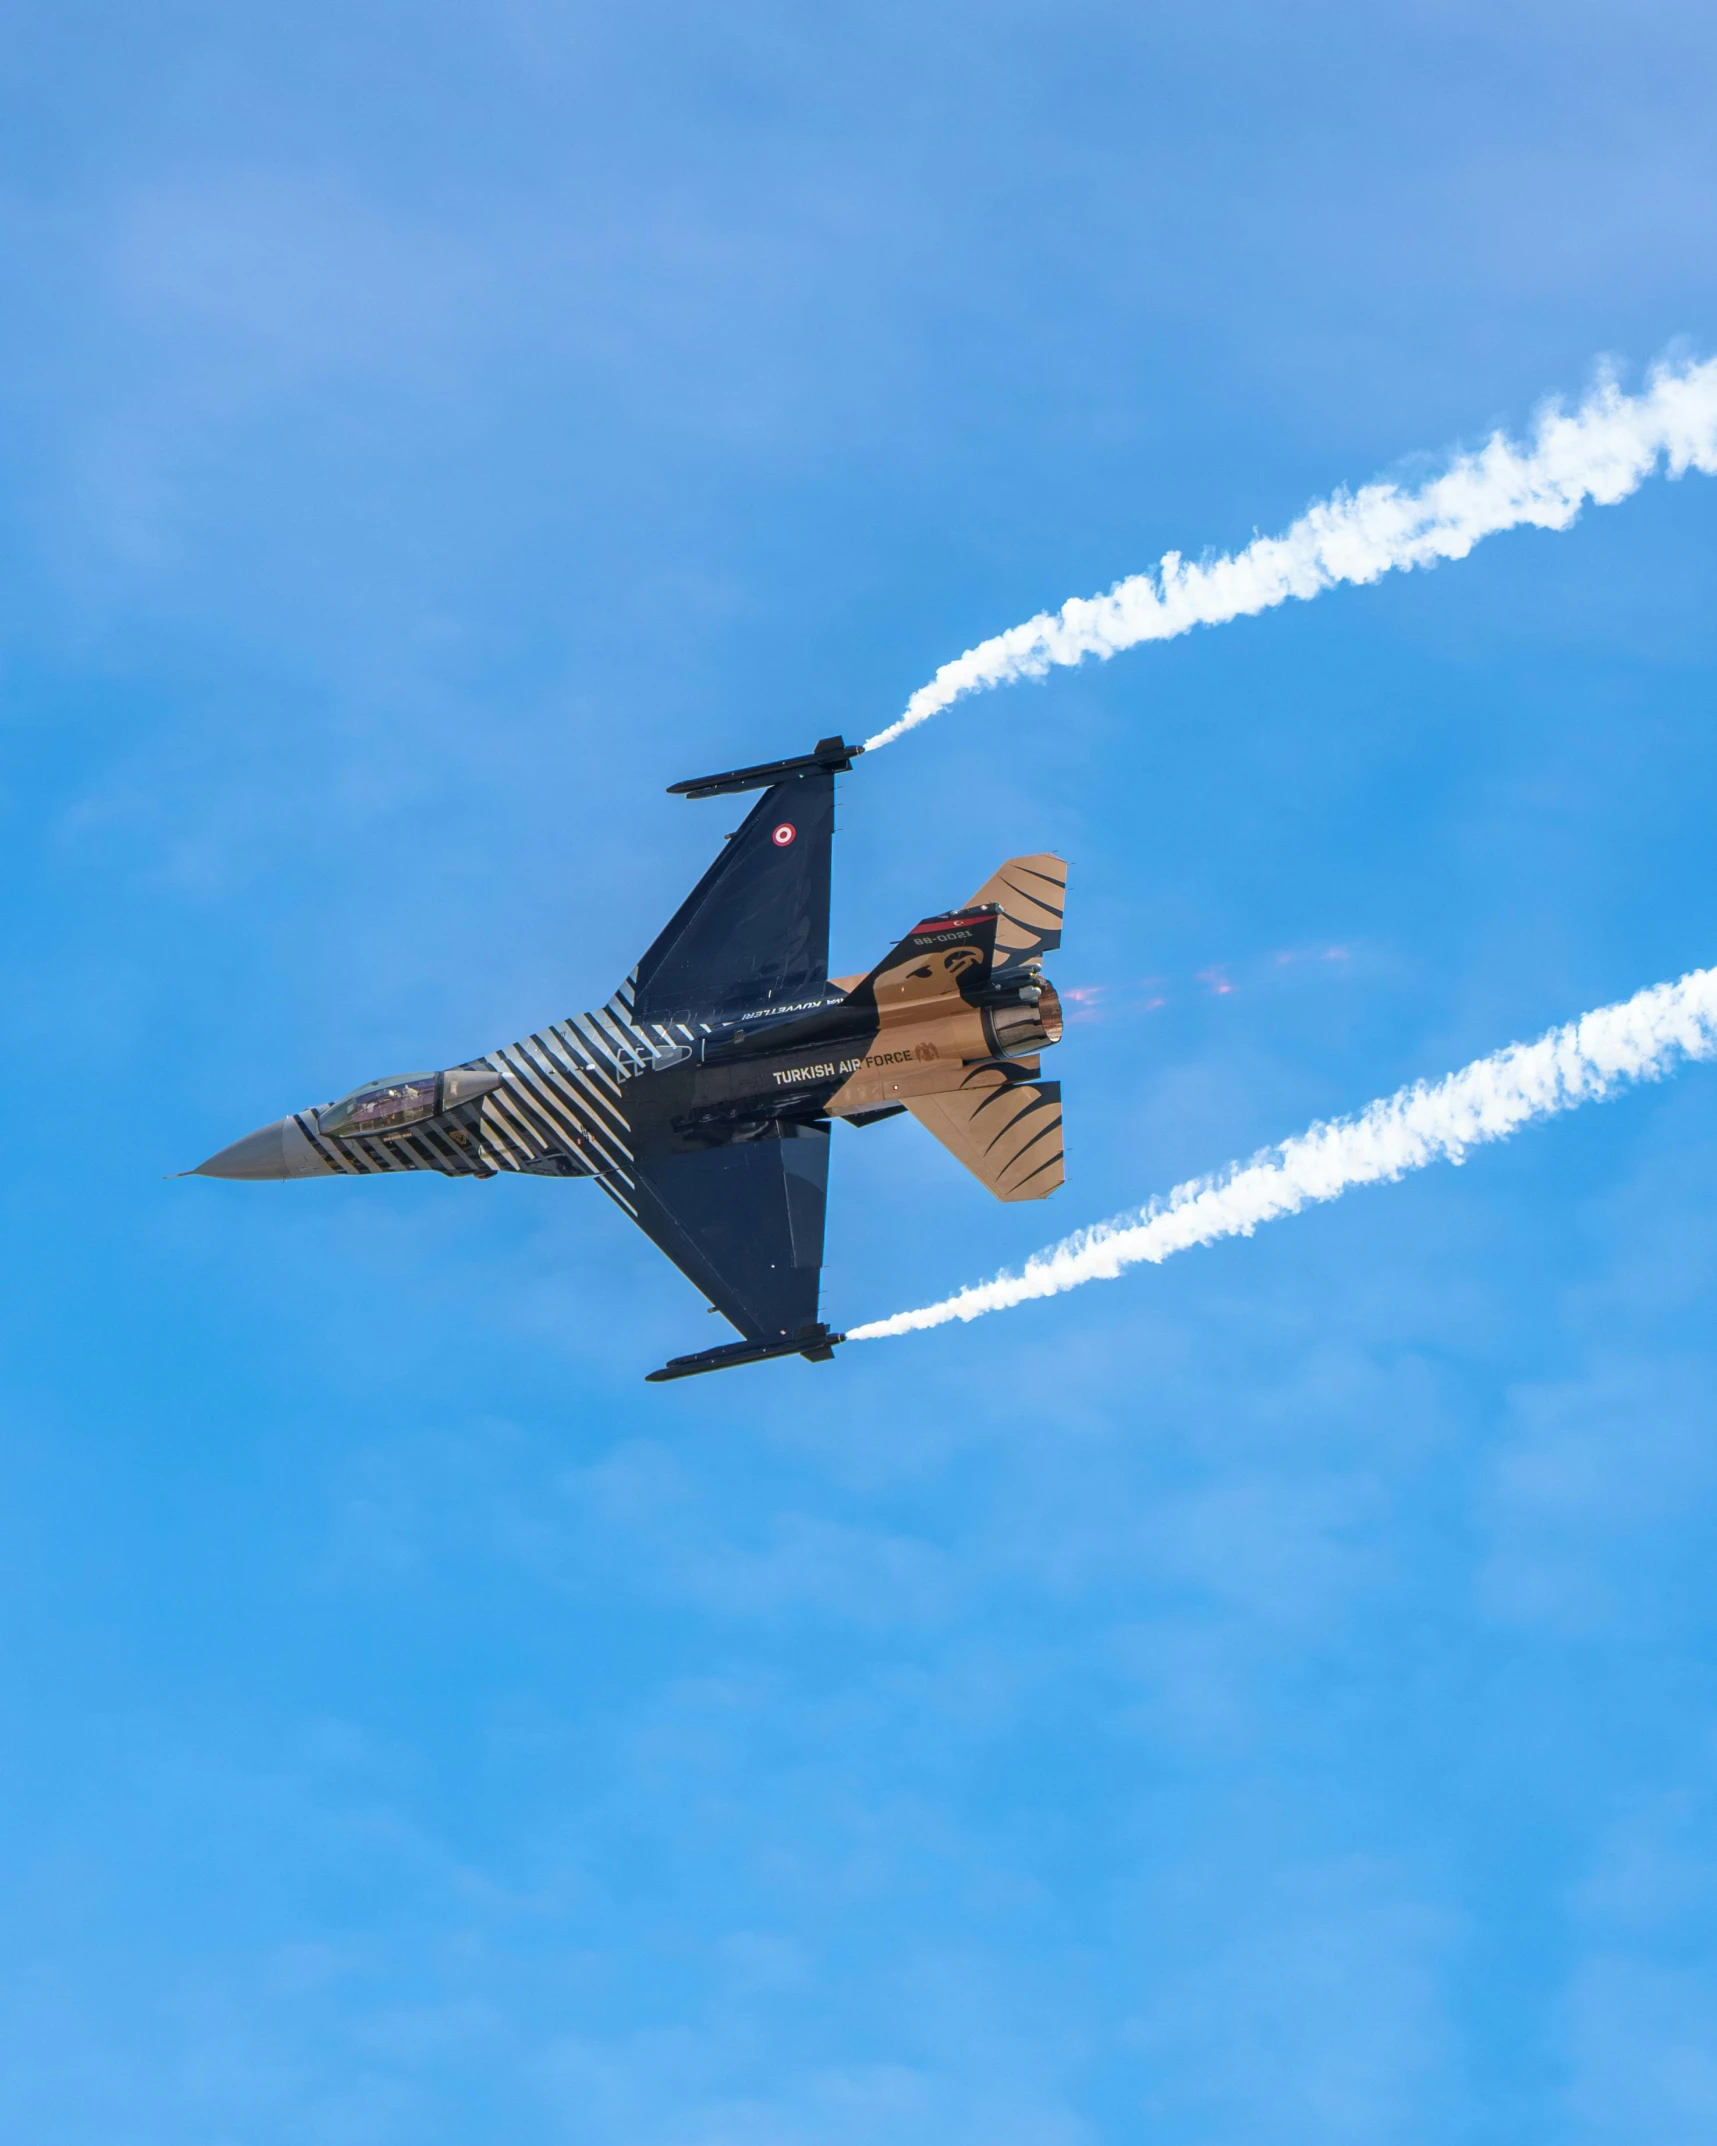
[667,735,865,800]
[644,1325,846,1381]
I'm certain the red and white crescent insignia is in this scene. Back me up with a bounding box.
[771,822,796,847]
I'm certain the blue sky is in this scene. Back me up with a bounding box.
[5,4,1717,2139]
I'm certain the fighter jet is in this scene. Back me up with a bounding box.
[192,737,1066,1380]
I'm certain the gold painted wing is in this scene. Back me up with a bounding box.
[905,1064,1064,1202]
[964,854,1067,963]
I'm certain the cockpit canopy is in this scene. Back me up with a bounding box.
[317,1065,505,1142]
[318,1073,439,1140]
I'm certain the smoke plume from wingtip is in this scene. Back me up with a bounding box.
[849,963,1717,1340]
[865,354,1717,752]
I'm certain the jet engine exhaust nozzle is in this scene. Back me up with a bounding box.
[982,977,1064,1059]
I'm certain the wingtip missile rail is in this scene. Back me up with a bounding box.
[667,735,864,801]
[646,1324,846,1383]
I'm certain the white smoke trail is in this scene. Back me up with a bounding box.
[849,964,1717,1341]
[866,354,1717,752]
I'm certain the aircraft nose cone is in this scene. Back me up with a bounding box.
[191,1116,333,1180]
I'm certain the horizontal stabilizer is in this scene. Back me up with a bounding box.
[964,854,1067,962]
[646,1323,845,1381]
[906,1063,1063,1201]
[668,735,863,801]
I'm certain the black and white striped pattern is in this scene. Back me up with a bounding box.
[294,976,702,1219]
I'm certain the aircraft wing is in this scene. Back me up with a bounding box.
[905,1061,1064,1201]
[623,1101,832,1342]
[629,767,837,1027]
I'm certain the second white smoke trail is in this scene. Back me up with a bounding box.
[849,964,1717,1341]
[866,354,1717,752]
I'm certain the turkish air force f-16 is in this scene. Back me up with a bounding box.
[192,738,1066,1380]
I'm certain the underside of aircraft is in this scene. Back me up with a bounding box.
[193,737,1066,1380]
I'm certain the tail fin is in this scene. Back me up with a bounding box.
[845,905,1002,1017]
[832,854,1069,1015]
[868,854,1067,1201]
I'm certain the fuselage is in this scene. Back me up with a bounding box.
[672,915,1062,1135]
[193,920,1061,1188]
